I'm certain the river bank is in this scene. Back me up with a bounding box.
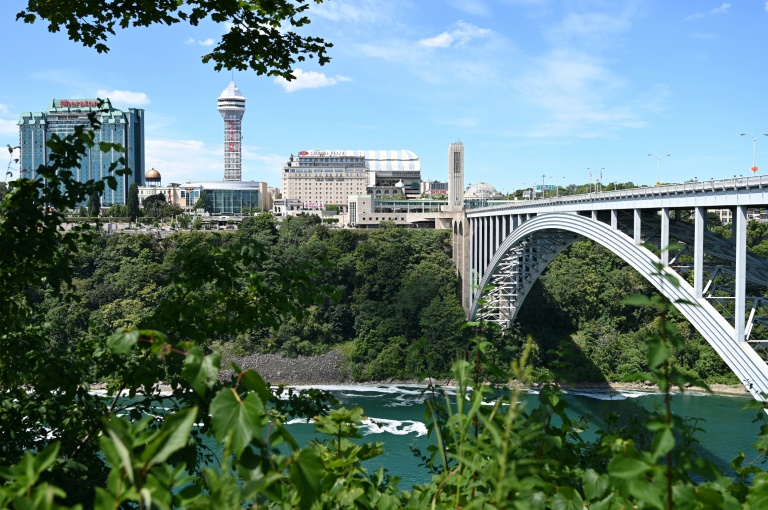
[225,349,748,397]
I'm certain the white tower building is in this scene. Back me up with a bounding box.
[217,82,246,181]
[448,141,465,211]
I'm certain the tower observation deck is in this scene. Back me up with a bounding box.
[217,82,246,181]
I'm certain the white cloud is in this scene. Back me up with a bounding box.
[0,118,18,137]
[185,37,216,46]
[711,3,731,15]
[274,69,351,93]
[513,50,646,137]
[96,89,151,106]
[686,3,731,20]
[419,21,491,48]
[449,0,490,17]
[0,103,19,141]
[311,0,402,24]
[420,33,454,48]
[146,138,285,185]
[146,139,219,183]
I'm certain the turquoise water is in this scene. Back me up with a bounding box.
[284,385,767,488]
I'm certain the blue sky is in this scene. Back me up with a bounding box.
[2,0,768,194]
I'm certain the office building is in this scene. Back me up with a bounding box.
[18,98,145,205]
[217,82,246,181]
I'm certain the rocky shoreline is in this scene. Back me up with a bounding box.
[91,349,749,397]
[224,349,749,397]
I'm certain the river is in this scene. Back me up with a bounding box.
[282,385,766,488]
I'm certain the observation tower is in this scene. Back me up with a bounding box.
[217,82,246,181]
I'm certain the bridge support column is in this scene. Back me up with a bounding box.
[661,207,670,266]
[611,210,618,230]
[694,206,705,298]
[495,216,501,252]
[634,209,642,244]
[736,205,747,342]
[592,210,598,221]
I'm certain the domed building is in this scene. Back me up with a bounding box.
[464,182,503,200]
[145,168,161,187]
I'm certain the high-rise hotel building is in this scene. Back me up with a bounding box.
[217,82,246,181]
[282,150,421,211]
[18,98,145,205]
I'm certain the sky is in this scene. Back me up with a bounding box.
[2,0,768,194]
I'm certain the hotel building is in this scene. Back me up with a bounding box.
[18,98,145,205]
[281,150,421,211]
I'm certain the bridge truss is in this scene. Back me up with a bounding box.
[464,210,768,401]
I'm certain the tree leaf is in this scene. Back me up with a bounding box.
[106,327,139,354]
[210,388,264,458]
[182,347,220,397]
[622,294,653,306]
[608,457,650,479]
[142,407,198,466]
[289,448,322,510]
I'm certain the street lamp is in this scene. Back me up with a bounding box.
[648,153,670,186]
[553,176,565,197]
[739,133,768,174]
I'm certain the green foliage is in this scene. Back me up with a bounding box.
[127,183,139,221]
[193,191,209,212]
[86,191,101,217]
[17,0,333,78]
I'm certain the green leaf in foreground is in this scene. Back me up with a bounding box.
[211,388,264,458]
[141,406,198,466]
[183,347,221,397]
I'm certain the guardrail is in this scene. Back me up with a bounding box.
[476,175,768,212]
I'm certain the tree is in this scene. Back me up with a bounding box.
[193,215,203,230]
[17,0,332,79]
[86,191,101,217]
[194,191,209,212]
[142,192,166,207]
[127,183,140,221]
[107,204,128,217]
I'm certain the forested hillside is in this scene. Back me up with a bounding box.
[36,212,754,385]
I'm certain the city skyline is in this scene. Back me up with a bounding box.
[2,1,768,193]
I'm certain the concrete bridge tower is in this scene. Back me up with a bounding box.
[447,141,471,311]
[448,141,464,212]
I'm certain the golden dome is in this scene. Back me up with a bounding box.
[145,168,161,180]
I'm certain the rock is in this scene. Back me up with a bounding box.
[222,349,351,385]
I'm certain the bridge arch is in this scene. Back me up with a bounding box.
[470,213,768,401]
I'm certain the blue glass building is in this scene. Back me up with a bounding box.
[18,98,145,205]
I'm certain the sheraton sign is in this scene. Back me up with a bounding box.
[58,100,99,108]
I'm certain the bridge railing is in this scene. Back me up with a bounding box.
[478,175,768,212]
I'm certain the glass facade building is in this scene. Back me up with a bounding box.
[18,98,145,205]
[185,181,261,215]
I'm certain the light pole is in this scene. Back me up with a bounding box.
[540,174,547,198]
[739,133,768,174]
[553,176,565,197]
[648,153,670,186]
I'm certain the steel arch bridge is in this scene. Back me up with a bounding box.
[452,178,768,401]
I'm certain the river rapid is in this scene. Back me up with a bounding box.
[283,385,766,488]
